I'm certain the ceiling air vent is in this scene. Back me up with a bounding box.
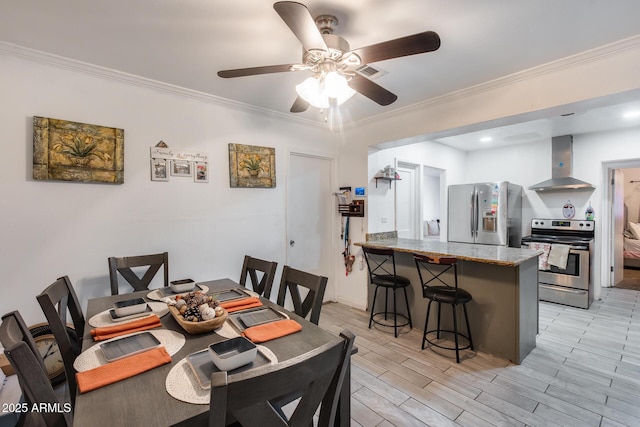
[355,65,386,80]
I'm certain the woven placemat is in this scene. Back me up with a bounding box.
[146,285,210,301]
[165,346,277,405]
[214,321,241,339]
[73,329,185,372]
[88,301,168,328]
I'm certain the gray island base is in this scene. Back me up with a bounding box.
[356,238,541,364]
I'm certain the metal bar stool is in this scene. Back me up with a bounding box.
[362,246,412,337]
[414,254,473,363]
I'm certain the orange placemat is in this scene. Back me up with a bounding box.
[76,346,171,393]
[90,315,162,341]
[242,319,302,343]
[220,297,263,313]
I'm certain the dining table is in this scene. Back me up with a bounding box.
[72,278,351,426]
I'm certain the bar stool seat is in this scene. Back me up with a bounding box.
[414,254,473,363]
[362,246,412,337]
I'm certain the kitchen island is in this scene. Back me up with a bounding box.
[356,236,541,364]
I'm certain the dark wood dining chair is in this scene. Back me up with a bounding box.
[36,275,85,407]
[0,311,44,373]
[108,251,169,295]
[239,255,278,299]
[276,265,327,325]
[317,329,356,426]
[208,329,355,427]
[0,311,72,427]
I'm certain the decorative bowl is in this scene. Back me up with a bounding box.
[208,337,257,371]
[170,278,196,293]
[168,306,228,335]
[113,298,148,317]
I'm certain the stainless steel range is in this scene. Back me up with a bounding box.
[521,219,595,309]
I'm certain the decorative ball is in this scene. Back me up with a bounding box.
[201,306,216,320]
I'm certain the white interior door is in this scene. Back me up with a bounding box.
[396,162,420,239]
[612,169,625,286]
[287,153,333,301]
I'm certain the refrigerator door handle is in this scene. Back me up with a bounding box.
[470,190,475,238]
[474,189,479,238]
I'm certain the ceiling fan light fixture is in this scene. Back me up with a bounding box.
[295,72,356,109]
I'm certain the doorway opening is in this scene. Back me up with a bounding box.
[603,160,640,291]
[422,166,443,241]
[394,161,444,241]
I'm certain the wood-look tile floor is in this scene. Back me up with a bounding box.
[318,287,640,427]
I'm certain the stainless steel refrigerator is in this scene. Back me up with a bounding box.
[447,182,522,247]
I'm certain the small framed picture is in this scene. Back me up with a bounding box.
[150,158,169,181]
[171,160,192,177]
[194,162,208,183]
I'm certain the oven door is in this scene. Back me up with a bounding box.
[539,248,590,290]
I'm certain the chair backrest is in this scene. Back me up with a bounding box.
[208,329,354,427]
[276,266,327,325]
[414,254,458,293]
[317,329,356,426]
[108,251,168,295]
[36,275,85,406]
[0,311,72,426]
[0,311,45,374]
[362,246,399,282]
[239,255,278,299]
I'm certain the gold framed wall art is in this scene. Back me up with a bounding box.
[228,143,275,188]
[33,116,124,184]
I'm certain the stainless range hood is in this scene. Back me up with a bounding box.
[528,135,594,192]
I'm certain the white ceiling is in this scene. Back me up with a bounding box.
[1,0,640,149]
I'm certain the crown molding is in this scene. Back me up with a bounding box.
[349,34,640,129]
[3,34,639,133]
[0,41,326,130]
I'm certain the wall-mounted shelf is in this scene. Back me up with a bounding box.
[374,176,401,188]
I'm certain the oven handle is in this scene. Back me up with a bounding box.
[521,242,589,252]
[540,284,588,294]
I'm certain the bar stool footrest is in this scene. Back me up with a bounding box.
[370,312,411,329]
[423,329,473,351]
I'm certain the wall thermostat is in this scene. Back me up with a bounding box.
[354,187,365,197]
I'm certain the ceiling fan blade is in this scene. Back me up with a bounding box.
[290,96,310,113]
[274,1,328,52]
[348,74,397,106]
[217,64,297,78]
[351,31,441,64]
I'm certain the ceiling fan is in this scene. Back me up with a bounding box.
[217,1,441,113]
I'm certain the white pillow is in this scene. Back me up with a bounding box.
[629,222,640,240]
[427,220,440,236]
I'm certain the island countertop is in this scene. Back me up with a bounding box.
[355,238,541,267]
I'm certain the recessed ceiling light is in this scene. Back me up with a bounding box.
[480,137,492,143]
[623,110,640,119]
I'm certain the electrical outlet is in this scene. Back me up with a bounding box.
[381,217,387,223]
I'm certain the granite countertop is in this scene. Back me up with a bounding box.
[355,238,541,266]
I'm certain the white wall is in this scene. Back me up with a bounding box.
[3,33,640,319]
[0,53,337,325]
[367,141,467,235]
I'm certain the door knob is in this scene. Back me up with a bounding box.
[290,240,295,247]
